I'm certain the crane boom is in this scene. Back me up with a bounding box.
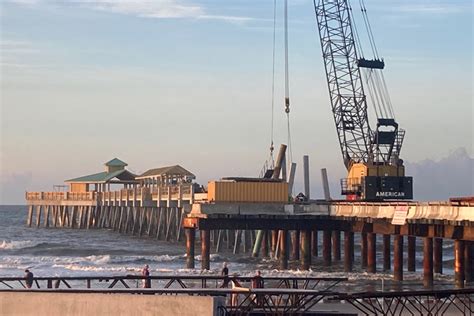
[314,0,413,201]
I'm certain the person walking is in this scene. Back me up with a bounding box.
[220,262,229,288]
[24,269,34,289]
[141,265,151,288]
[251,270,264,307]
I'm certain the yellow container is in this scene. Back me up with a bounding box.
[207,181,288,203]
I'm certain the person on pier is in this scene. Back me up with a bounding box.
[141,265,151,288]
[24,269,34,289]
[220,262,229,288]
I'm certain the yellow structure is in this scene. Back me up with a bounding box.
[207,181,288,203]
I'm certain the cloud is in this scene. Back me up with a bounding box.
[394,4,466,15]
[8,0,255,24]
[405,148,474,201]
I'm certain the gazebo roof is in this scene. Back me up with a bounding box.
[137,165,195,179]
[105,158,128,167]
[65,169,136,183]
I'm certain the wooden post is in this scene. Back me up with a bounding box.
[201,230,210,270]
[185,228,195,269]
[344,231,354,272]
[383,234,391,271]
[300,229,311,270]
[36,205,42,227]
[44,205,50,228]
[332,231,341,261]
[323,230,332,266]
[360,232,367,268]
[27,205,33,227]
[261,231,269,258]
[423,237,433,289]
[311,230,318,257]
[407,236,416,272]
[291,230,300,261]
[454,239,465,288]
[279,230,288,270]
[393,235,403,281]
[367,233,376,273]
[271,230,278,257]
[433,238,443,274]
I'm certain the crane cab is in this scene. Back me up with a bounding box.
[341,163,413,201]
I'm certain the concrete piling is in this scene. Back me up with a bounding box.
[332,231,341,261]
[408,236,416,272]
[311,230,318,257]
[383,234,391,271]
[423,237,433,288]
[367,233,376,273]
[433,238,443,274]
[201,230,210,270]
[279,230,289,270]
[185,228,195,269]
[465,242,473,283]
[323,230,332,266]
[454,240,465,288]
[360,232,368,268]
[291,230,300,261]
[300,229,311,270]
[344,231,354,272]
[394,235,403,281]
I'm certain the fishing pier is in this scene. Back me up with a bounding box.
[25,157,474,290]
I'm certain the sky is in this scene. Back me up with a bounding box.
[1,0,473,204]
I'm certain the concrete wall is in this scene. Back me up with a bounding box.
[0,292,223,316]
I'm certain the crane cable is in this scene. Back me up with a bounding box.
[268,0,277,168]
[284,0,293,166]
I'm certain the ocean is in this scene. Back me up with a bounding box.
[0,205,458,291]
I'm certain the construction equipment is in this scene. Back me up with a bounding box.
[314,0,413,200]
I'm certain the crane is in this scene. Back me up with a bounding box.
[313,0,413,200]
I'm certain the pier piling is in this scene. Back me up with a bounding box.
[454,240,465,288]
[185,228,195,269]
[201,230,210,270]
[344,231,354,272]
[279,230,289,270]
[465,242,473,283]
[423,237,433,288]
[383,234,391,271]
[367,233,376,273]
[433,238,443,274]
[300,229,311,270]
[408,236,416,272]
[323,230,332,266]
[394,235,403,281]
[291,230,300,260]
[360,232,368,268]
[332,231,341,261]
[311,230,318,257]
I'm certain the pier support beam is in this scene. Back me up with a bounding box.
[394,235,403,281]
[344,231,354,272]
[367,233,376,273]
[271,230,278,257]
[261,231,269,258]
[433,238,443,274]
[408,236,416,272]
[454,240,465,288]
[332,231,341,261]
[423,237,433,289]
[185,228,195,269]
[279,230,289,270]
[360,232,368,268]
[465,242,473,283]
[291,230,300,261]
[300,229,311,270]
[383,234,391,271]
[311,230,318,257]
[201,230,210,271]
[323,230,332,266]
